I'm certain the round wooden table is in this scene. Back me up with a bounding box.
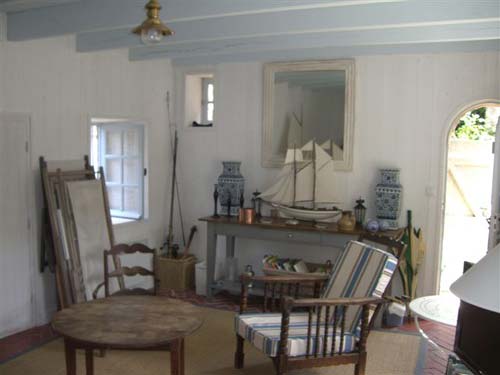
[52,296,204,375]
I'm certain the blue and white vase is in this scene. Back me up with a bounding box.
[217,161,245,216]
[375,168,402,230]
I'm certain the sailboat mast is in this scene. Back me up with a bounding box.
[312,141,317,209]
[293,144,297,207]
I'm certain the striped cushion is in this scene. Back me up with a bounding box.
[321,241,398,334]
[235,313,357,357]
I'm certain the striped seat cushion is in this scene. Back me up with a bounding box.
[321,240,398,334]
[235,312,358,357]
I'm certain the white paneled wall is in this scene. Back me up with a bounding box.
[175,52,499,295]
[0,13,5,107]
[0,35,172,335]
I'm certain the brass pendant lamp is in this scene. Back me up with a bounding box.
[133,0,174,45]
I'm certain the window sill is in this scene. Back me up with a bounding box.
[183,125,215,132]
[112,217,139,226]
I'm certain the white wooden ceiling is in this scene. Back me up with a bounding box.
[2,0,499,64]
[0,0,77,12]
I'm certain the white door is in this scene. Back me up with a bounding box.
[0,112,33,338]
[488,116,500,249]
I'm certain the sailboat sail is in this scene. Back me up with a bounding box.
[260,141,339,205]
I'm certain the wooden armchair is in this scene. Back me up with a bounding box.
[234,233,405,375]
[93,243,158,298]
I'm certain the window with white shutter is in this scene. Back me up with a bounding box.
[90,121,145,221]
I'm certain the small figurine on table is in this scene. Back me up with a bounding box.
[252,190,262,218]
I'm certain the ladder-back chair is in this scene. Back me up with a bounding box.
[103,243,158,297]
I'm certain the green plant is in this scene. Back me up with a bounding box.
[453,107,495,140]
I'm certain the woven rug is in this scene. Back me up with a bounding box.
[0,307,426,375]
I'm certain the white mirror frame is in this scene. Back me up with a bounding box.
[262,59,355,170]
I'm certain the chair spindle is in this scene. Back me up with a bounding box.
[331,306,338,356]
[306,306,313,358]
[314,304,322,357]
[263,283,269,312]
[271,283,276,312]
[323,306,330,357]
[279,283,285,310]
[339,305,347,355]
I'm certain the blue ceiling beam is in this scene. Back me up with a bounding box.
[76,2,500,52]
[6,0,399,40]
[169,39,500,65]
[0,0,78,13]
[128,20,500,61]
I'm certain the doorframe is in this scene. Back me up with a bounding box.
[431,99,500,295]
[0,111,36,331]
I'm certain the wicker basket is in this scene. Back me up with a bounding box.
[156,256,197,291]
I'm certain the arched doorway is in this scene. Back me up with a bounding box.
[439,103,500,295]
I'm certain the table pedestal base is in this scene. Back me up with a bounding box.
[414,316,448,357]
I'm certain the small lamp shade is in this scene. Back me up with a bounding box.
[450,243,500,313]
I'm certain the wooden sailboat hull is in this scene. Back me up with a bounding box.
[273,204,342,222]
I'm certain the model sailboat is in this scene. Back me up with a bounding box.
[259,141,342,222]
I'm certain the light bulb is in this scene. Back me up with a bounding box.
[141,28,164,45]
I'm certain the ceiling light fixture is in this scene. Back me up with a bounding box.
[132,0,173,46]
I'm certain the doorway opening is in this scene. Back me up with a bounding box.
[439,104,500,295]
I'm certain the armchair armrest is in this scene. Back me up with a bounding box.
[92,281,105,300]
[287,296,384,308]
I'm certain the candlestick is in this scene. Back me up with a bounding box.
[212,184,220,218]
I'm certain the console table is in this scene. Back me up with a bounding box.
[199,216,403,297]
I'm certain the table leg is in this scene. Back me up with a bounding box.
[414,316,448,357]
[85,349,94,375]
[64,339,76,375]
[226,236,235,258]
[180,339,185,375]
[206,223,217,297]
[170,339,184,375]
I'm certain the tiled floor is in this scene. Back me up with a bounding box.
[0,324,56,364]
[398,317,455,375]
[0,291,456,375]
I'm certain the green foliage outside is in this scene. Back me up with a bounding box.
[453,107,496,141]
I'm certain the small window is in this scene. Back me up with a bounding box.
[90,121,145,221]
[201,78,215,124]
[184,72,215,128]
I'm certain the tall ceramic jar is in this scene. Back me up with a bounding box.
[375,168,402,229]
[217,161,245,216]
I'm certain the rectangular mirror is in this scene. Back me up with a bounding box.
[262,60,355,170]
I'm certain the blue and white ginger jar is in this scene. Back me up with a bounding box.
[217,161,245,216]
[375,168,402,230]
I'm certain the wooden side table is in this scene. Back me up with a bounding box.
[52,296,203,375]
